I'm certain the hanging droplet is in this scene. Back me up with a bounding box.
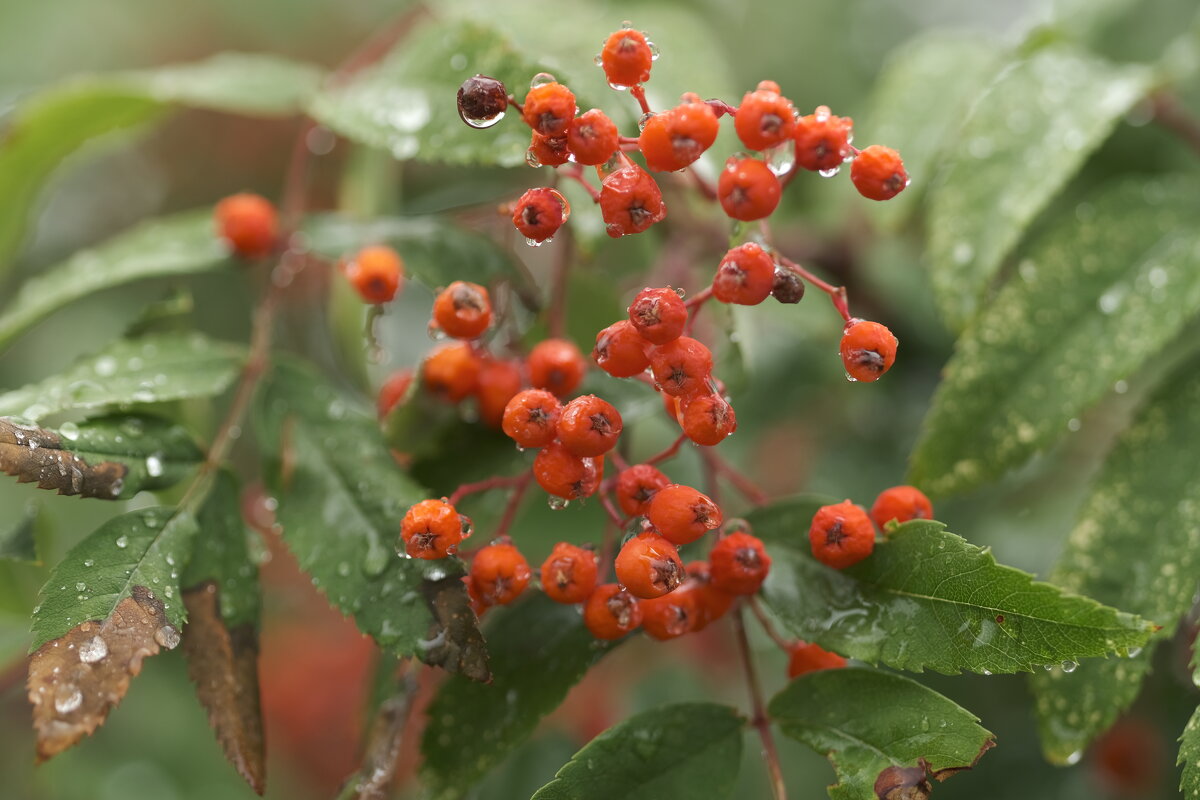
[154,625,181,650]
[548,496,570,511]
[530,72,557,89]
[638,112,656,132]
[525,147,543,168]
[647,41,660,60]
[1061,660,1078,673]
[765,141,796,176]
[818,166,840,178]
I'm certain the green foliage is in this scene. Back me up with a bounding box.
[181,471,260,628]
[0,502,39,563]
[1184,707,1200,799]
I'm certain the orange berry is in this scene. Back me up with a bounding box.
[734,85,796,152]
[850,145,908,201]
[376,369,414,419]
[345,245,404,304]
[684,561,735,630]
[840,319,898,382]
[469,539,532,606]
[593,319,652,378]
[502,389,562,449]
[679,392,737,446]
[533,440,603,500]
[527,131,571,167]
[522,80,577,137]
[648,336,713,397]
[583,583,643,640]
[214,193,278,259]
[640,589,699,640]
[628,287,687,345]
[787,641,847,678]
[463,575,489,617]
[615,464,671,517]
[599,28,654,88]
[718,156,781,221]
[709,531,772,594]
[528,338,587,397]
[809,500,875,569]
[646,484,722,545]
[540,542,599,604]
[422,343,482,403]
[476,358,523,429]
[712,242,775,305]
[599,163,666,238]
[432,281,492,340]
[567,109,620,166]
[399,499,470,559]
[557,394,623,457]
[639,95,719,173]
[870,486,933,529]
[793,106,854,172]
[513,187,570,243]
[614,531,684,599]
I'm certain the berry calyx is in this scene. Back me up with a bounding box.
[794,106,854,172]
[599,28,654,89]
[718,156,781,221]
[809,500,875,569]
[593,319,652,378]
[599,163,666,238]
[540,542,599,604]
[646,484,722,545]
[771,269,806,304]
[840,319,898,383]
[870,485,933,530]
[712,242,776,305]
[787,641,847,678]
[850,145,908,201]
[399,499,471,559]
[628,287,688,345]
[639,95,720,173]
[533,440,603,500]
[709,530,772,594]
[528,338,587,397]
[567,109,620,166]
[640,589,699,640]
[422,343,483,403]
[734,85,796,152]
[648,336,714,397]
[583,583,643,640]
[214,193,279,259]
[469,539,532,606]
[614,531,684,599]
[476,358,523,429]
[502,389,563,449]
[557,394,623,457]
[522,79,577,137]
[377,369,414,419]
[457,74,508,128]
[679,392,737,446]
[432,281,492,339]
[615,464,671,517]
[513,187,570,243]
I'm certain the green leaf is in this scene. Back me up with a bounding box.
[1182,706,1200,799]
[0,210,232,352]
[257,358,487,678]
[421,594,615,799]
[770,667,995,800]
[30,506,198,649]
[910,177,1200,496]
[751,497,1154,674]
[926,47,1151,329]
[182,471,260,628]
[531,703,744,800]
[0,332,245,421]
[0,501,38,563]
[1031,358,1200,764]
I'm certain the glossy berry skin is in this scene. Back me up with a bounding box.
[476,359,523,429]
[432,281,492,339]
[787,641,847,678]
[615,464,671,517]
[502,389,562,449]
[628,287,687,345]
[522,80,576,137]
[840,320,898,382]
[345,245,404,304]
[639,96,720,173]
[214,193,278,259]
[528,338,587,397]
[640,589,699,640]
[584,584,643,640]
[734,84,796,152]
[557,394,623,457]
[470,540,532,606]
[593,320,652,377]
[400,499,470,559]
[718,157,781,221]
[513,187,569,243]
[710,531,772,595]
[809,500,875,569]
[422,343,482,403]
[870,485,933,529]
[851,145,908,201]
[457,74,508,127]
[647,484,722,545]
[568,109,620,166]
[679,392,737,446]
[599,164,666,238]
[534,441,603,499]
[648,336,713,397]
[376,369,414,419]
[614,532,684,599]
[463,575,488,617]
[527,132,571,167]
[712,242,776,305]
[540,542,599,604]
[600,28,654,88]
[794,106,854,172]
[771,269,805,304]
[685,561,735,630]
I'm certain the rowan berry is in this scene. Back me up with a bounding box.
[502,389,562,449]
[646,484,722,545]
[432,281,492,339]
[599,28,654,88]
[557,394,623,457]
[513,187,570,243]
[648,336,713,397]
[599,163,666,238]
[540,542,599,604]
[528,338,587,397]
[628,287,687,345]
[850,145,908,201]
[583,584,643,640]
[734,83,796,152]
[793,106,854,172]
[533,440,603,499]
[809,500,875,569]
[344,245,404,304]
[710,531,772,594]
[567,109,620,166]
[771,268,805,304]
[640,589,699,640]
[463,575,488,617]
[679,392,737,446]
[786,641,847,678]
[476,358,523,429]
[399,499,471,559]
[870,485,933,529]
[712,242,775,305]
[718,156,781,221]
[527,131,571,167]
[593,320,652,378]
[615,464,670,517]
[840,319,898,382]
[376,369,414,419]
[639,95,720,173]
[214,193,279,259]
[614,531,684,599]
[469,538,532,606]
[457,74,508,128]
[422,343,482,403]
[522,79,576,138]
[684,561,735,630]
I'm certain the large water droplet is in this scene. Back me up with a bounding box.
[58,421,80,441]
[765,141,795,176]
[817,166,840,178]
[115,535,129,549]
[145,455,164,478]
[548,496,569,511]
[530,72,557,89]
[79,635,108,664]
[154,625,181,650]
[54,684,83,714]
[1061,660,1078,673]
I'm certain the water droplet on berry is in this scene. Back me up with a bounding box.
[818,166,840,178]
[548,496,570,511]
[620,20,633,29]
[647,41,660,61]
[673,287,686,298]
[844,372,858,383]
[765,142,795,176]
[525,237,547,248]
[427,323,447,341]
[525,147,543,168]
[530,72,557,89]
[607,81,630,92]
[593,54,603,67]
[462,108,505,129]
[605,223,625,238]
[638,112,655,131]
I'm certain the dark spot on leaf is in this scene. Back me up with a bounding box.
[874,763,931,800]
[0,418,127,499]
[420,576,490,682]
[995,614,1005,624]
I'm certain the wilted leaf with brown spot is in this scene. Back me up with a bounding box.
[182,582,266,795]
[27,585,181,761]
[0,418,125,498]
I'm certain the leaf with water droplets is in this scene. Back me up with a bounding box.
[0,500,39,563]
[530,703,744,800]
[182,471,260,627]
[926,46,1152,329]
[1181,705,1200,799]
[422,594,616,799]
[770,667,995,800]
[1031,358,1200,764]
[752,496,1155,675]
[911,177,1200,497]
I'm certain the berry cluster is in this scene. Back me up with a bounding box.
[809,485,933,569]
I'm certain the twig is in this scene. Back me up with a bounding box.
[547,224,574,339]
[446,474,527,507]
[645,433,688,467]
[709,451,769,506]
[733,605,788,800]
[748,597,793,652]
[775,254,850,322]
[630,85,651,115]
[334,662,418,800]
[494,473,533,539]
[1151,92,1200,158]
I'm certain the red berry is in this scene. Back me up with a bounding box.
[628,287,687,345]
[214,193,278,259]
[399,499,470,559]
[712,242,776,305]
[344,245,404,304]
[710,531,772,594]
[870,486,933,530]
[718,156,781,221]
[534,440,603,500]
[809,500,875,569]
[794,106,854,172]
[502,389,562,449]
[684,561,735,630]
[522,80,577,137]
[457,74,508,128]
[583,584,643,640]
[646,484,722,545]
[648,336,713,397]
[615,464,671,517]
[376,369,414,419]
[599,28,654,88]
[527,131,572,167]
[734,84,796,151]
[432,281,492,339]
[476,358,523,429]
[850,145,908,201]
[593,320,652,378]
[787,641,847,678]
[599,164,666,238]
[513,187,570,243]
[614,531,684,599]
[422,343,482,403]
[639,95,720,173]
[557,394,623,457]
[464,575,489,617]
[540,542,599,604]
[840,319,898,382]
[640,589,699,640]
[679,392,737,446]
[528,338,587,397]
[567,109,620,166]
[469,539,532,606]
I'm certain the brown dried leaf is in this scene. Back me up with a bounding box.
[182,581,266,795]
[0,418,125,498]
[27,585,180,761]
[421,575,490,683]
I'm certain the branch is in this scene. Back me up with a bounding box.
[733,604,788,800]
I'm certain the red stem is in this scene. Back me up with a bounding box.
[749,597,793,652]
[733,605,788,800]
[599,491,626,528]
[560,164,601,202]
[775,254,851,322]
[547,224,573,339]
[630,85,651,115]
[494,473,533,539]
[710,452,769,506]
[446,475,526,507]
[645,433,688,466]
[689,167,718,201]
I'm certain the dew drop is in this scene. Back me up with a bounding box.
[94,356,118,377]
[115,535,129,549]
[648,41,660,60]
[638,112,655,132]
[817,166,840,178]
[145,455,164,478]
[83,559,94,568]
[548,496,570,511]
[1061,660,1078,673]
[58,421,80,441]
[593,54,603,67]
[79,635,108,664]
[75,582,86,592]
[525,237,547,247]
[1127,646,1143,658]
[765,142,796,176]
[530,72,557,89]
[1064,750,1083,766]
[154,625,181,650]
[54,684,83,714]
